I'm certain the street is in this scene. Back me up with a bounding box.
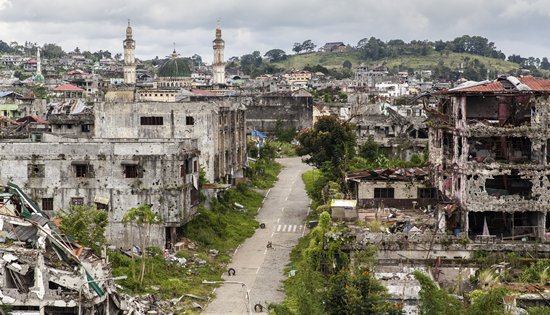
[203,157,311,314]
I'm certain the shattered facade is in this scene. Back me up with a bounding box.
[429,76,550,240]
[0,134,199,248]
[94,101,246,183]
[350,93,428,159]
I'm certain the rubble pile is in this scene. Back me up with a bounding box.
[0,182,123,314]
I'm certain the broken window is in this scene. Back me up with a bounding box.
[374,188,394,198]
[27,164,45,178]
[124,165,139,178]
[140,116,164,125]
[74,164,91,178]
[191,187,199,206]
[81,124,91,132]
[418,188,437,199]
[71,197,84,206]
[466,95,531,127]
[468,137,532,163]
[31,132,42,142]
[186,116,195,125]
[485,172,533,198]
[193,160,198,173]
[180,164,186,177]
[42,198,54,211]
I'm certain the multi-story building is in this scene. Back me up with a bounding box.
[428,76,550,240]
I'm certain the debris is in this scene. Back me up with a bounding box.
[192,301,203,309]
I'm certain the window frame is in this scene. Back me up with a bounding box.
[374,187,395,199]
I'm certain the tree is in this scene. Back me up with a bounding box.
[296,116,356,185]
[42,43,65,59]
[413,271,463,315]
[240,51,263,76]
[264,49,287,62]
[292,42,303,54]
[342,60,352,69]
[123,204,161,285]
[58,205,108,254]
[191,54,203,66]
[541,57,550,70]
[301,40,316,53]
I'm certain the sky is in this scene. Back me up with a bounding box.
[0,0,549,64]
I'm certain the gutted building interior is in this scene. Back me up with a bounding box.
[428,76,550,240]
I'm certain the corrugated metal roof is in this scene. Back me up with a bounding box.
[448,76,550,93]
[53,83,84,92]
[347,167,429,181]
[519,76,550,91]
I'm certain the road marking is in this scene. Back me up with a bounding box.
[274,224,302,233]
[234,244,241,255]
[265,188,271,197]
[256,267,260,274]
[263,248,267,255]
[271,232,274,237]
[277,218,280,223]
[301,224,306,237]
[281,207,285,212]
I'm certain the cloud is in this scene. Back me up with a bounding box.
[0,0,548,62]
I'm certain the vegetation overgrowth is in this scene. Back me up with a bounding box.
[104,152,282,311]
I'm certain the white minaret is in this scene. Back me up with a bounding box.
[212,23,225,85]
[123,19,136,84]
[36,48,41,76]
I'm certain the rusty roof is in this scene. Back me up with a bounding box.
[347,167,429,181]
[447,76,550,93]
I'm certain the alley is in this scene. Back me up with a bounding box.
[203,157,311,314]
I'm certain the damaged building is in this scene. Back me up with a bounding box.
[350,93,428,159]
[0,99,202,248]
[0,182,123,314]
[429,76,550,240]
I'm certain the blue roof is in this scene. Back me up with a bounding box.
[0,91,21,97]
[252,128,267,139]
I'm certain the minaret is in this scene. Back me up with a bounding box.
[123,19,136,84]
[36,48,41,76]
[212,22,225,85]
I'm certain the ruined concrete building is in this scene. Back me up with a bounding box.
[429,76,550,240]
[0,182,123,314]
[350,93,428,159]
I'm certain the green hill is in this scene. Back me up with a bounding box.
[271,50,550,79]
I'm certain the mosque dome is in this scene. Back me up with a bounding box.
[158,52,191,77]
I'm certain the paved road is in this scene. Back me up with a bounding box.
[203,157,311,314]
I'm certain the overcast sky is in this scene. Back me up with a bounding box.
[0,0,549,64]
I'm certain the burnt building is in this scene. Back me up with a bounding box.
[428,76,550,240]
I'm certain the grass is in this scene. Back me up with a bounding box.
[248,158,282,189]
[110,159,282,312]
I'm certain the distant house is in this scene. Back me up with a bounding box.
[319,42,348,53]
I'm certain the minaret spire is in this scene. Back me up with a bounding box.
[123,19,136,84]
[212,21,225,85]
